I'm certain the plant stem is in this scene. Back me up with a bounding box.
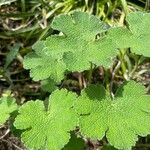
[110,60,121,98]
[120,0,128,15]
[118,49,129,80]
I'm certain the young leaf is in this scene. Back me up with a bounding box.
[107,12,150,57]
[24,11,117,81]
[0,96,17,125]
[14,89,78,150]
[75,81,150,150]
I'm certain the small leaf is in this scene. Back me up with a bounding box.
[75,81,150,150]
[0,96,17,125]
[14,89,78,150]
[107,12,150,57]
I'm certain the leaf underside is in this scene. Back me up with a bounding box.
[75,81,150,150]
[0,96,17,125]
[23,11,117,82]
[14,89,78,150]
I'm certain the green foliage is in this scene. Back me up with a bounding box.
[2,9,148,150]
[1,0,150,149]
[23,11,117,81]
[0,96,17,125]
[23,11,150,83]
[21,11,150,149]
[41,78,58,93]
[23,50,66,81]
[107,12,150,57]
[63,132,86,150]
[75,81,150,150]
[14,89,78,150]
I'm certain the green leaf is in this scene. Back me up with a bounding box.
[0,96,17,125]
[126,12,150,57]
[14,89,78,150]
[107,12,150,57]
[75,81,150,150]
[23,51,66,81]
[41,78,58,93]
[63,132,86,150]
[48,11,117,69]
[24,11,117,81]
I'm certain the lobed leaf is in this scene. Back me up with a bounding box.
[75,81,150,150]
[24,11,117,81]
[24,52,66,81]
[107,12,150,57]
[0,96,17,125]
[14,89,78,150]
